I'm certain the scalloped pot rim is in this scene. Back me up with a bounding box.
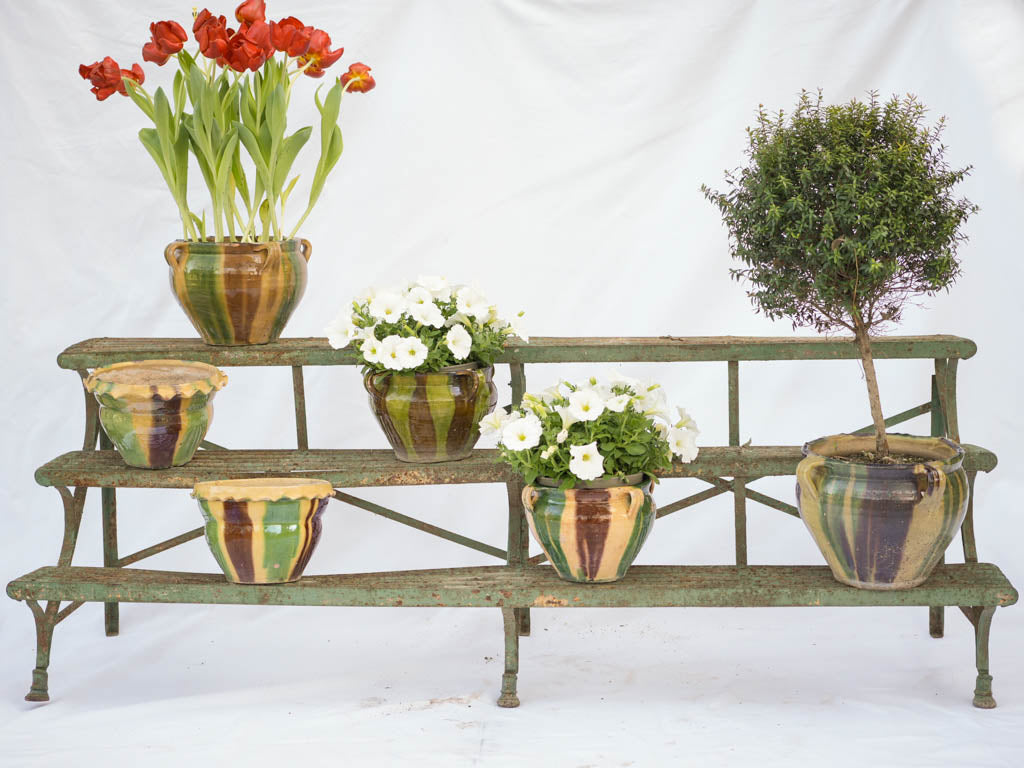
[85,359,228,401]
[802,433,964,472]
[192,477,335,502]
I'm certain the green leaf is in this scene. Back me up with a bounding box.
[625,444,648,456]
[237,122,273,188]
[281,175,300,208]
[272,126,311,197]
[124,82,154,122]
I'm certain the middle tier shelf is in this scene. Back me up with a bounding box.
[35,445,999,489]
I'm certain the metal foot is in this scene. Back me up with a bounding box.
[515,607,531,637]
[25,601,56,703]
[972,606,997,709]
[929,605,944,638]
[498,608,520,708]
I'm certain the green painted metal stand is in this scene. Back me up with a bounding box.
[6,335,1017,709]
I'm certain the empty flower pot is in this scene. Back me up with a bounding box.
[165,238,310,346]
[364,363,498,463]
[796,434,969,590]
[521,474,656,583]
[85,360,228,469]
[193,478,334,584]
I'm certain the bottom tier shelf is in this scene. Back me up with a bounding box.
[8,563,1018,609]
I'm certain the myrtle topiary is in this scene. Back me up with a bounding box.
[703,90,977,458]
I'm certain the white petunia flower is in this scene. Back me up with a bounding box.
[377,335,404,370]
[501,414,543,451]
[410,300,445,328]
[445,324,473,360]
[569,441,605,481]
[654,422,669,439]
[325,311,360,349]
[369,291,407,322]
[508,311,529,341]
[540,384,564,404]
[396,336,429,369]
[444,311,473,328]
[668,427,699,463]
[455,286,490,320]
[556,405,577,430]
[607,370,643,395]
[556,428,569,444]
[675,407,699,434]
[568,388,605,422]
[406,286,434,308]
[605,393,632,413]
[639,386,670,421]
[416,275,451,301]
[540,445,557,460]
[355,285,377,305]
[479,410,511,438]
[360,336,383,364]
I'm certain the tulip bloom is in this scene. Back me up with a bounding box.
[193,9,230,60]
[235,0,266,24]
[299,29,344,77]
[79,57,144,101]
[221,22,272,72]
[270,16,313,57]
[341,62,375,93]
[142,20,188,66]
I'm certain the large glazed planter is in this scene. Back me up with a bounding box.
[796,434,969,590]
[85,360,228,469]
[165,238,310,346]
[364,363,498,463]
[193,478,333,584]
[521,474,656,583]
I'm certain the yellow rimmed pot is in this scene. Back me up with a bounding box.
[84,360,228,469]
[521,473,657,583]
[796,434,969,590]
[193,478,334,585]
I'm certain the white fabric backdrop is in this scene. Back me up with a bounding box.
[1,0,1023,765]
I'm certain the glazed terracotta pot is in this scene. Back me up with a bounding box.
[193,478,333,584]
[521,473,656,583]
[796,434,969,590]
[85,360,228,469]
[165,238,310,346]
[364,363,498,463]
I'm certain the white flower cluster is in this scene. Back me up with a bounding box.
[482,372,700,482]
[324,275,528,372]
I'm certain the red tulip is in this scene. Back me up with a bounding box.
[234,0,266,24]
[79,57,145,101]
[221,22,272,72]
[270,16,313,57]
[298,29,344,78]
[142,20,188,66]
[194,9,230,60]
[340,62,375,93]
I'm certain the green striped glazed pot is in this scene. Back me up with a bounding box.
[194,478,333,584]
[85,360,228,469]
[364,363,498,463]
[522,474,656,583]
[166,238,310,346]
[796,434,969,590]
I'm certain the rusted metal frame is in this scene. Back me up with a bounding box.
[199,439,228,450]
[961,471,979,563]
[698,476,800,519]
[332,490,507,560]
[728,361,748,566]
[55,486,88,568]
[930,370,948,638]
[506,362,531,635]
[98,431,119,637]
[851,401,933,436]
[497,607,520,708]
[24,600,59,702]
[292,366,310,450]
[117,527,206,568]
[656,486,730,519]
[972,606,997,708]
[55,601,85,624]
[934,358,961,442]
[76,369,100,452]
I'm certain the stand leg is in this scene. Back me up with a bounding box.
[515,607,531,637]
[497,608,520,708]
[972,606,997,709]
[101,485,119,636]
[25,601,57,702]
[929,556,944,638]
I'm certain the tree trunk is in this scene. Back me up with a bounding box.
[852,320,890,458]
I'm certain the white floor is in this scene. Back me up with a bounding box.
[1,591,1021,766]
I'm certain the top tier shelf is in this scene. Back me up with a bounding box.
[56,335,978,369]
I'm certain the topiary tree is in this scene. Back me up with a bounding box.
[703,90,977,459]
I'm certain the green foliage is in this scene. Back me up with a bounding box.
[702,90,977,334]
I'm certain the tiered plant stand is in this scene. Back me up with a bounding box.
[7,336,1017,708]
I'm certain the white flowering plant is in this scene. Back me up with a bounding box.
[325,276,527,373]
[483,372,700,489]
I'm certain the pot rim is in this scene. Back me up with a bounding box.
[85,359,228,401]
[535,471,650,489]
[168,237,304,250]
[801,433,964,472]
[366,361,492,378]
[193,477,334,502]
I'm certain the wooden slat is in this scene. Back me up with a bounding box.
[7,564,1017,609]
[33,445,999,489]
[57,335,978,369]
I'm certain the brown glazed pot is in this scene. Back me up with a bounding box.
[364,363,498,463]
[165,238,310,346]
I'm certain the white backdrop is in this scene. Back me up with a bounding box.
[2,0,1023,765]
